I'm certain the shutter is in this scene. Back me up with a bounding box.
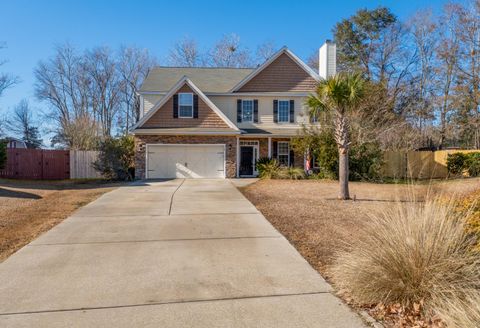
[237,99,242,123]
[173,94,179,118]
[273,100,278,123]
[289,149,295,167]
[193,95,199,118]
[253,99,259,123]
[272,141,278,159]
[289,100,295,123]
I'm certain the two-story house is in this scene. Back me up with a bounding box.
[132,41,336,179]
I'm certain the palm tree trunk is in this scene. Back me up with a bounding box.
[338,147,350,200]
[335,112,350,200]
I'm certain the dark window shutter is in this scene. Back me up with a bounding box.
[193,95,199,118]
[173,94,179,118]
[289,149,295,167]
[237,99,242,123]
[253,99,259,123]
[273,100,278,123]
[289,100,295,123]
[272,141,278,159]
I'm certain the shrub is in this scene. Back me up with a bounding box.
[94,135,135,180]
[277,167,305,180]
[0,139,7,170]
[256,157,280,179]
[447,152,469,175]
[434,291,480,328]
[349,142,384,181]
[330,197,480,316]
[466,152,480,177]
[455,189,480,251]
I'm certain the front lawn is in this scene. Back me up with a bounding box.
[240,178,480,327]
[0,179,122,262]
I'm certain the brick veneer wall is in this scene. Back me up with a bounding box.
[134,135,237,179]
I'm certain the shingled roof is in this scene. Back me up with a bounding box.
[139,67,255,93]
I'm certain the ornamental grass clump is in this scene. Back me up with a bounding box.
[330,196,480,324]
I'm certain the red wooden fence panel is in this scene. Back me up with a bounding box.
[0,149,70,180]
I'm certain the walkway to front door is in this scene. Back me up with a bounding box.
[0,179,365,327]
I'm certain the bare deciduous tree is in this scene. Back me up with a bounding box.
[86,46,122,138]
[167,37,201,67]
[7,99,42,148]
[0,43,19,98]
[255,41,276,64]
[208,34,252,68]
[35,43,95,149]
[117,46,156,133]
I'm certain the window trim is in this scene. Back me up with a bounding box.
[277,141,290,166]
[277,100,290,123]
[178,92,194,118]
[241,99,254,123]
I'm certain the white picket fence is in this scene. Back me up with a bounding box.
[70,150,102,179]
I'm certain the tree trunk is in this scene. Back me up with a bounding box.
[335,112,350,200]
[338,147,350,200]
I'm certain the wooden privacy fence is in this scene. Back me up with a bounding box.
[0,149,70,179]
[70,150,101,179]
[383,150,479,179]
[0,149,101,180]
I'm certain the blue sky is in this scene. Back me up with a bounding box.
[1,0,451,120]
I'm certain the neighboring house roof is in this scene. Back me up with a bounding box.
[5,137,27,148]
[133,76,240,132]
[140,67,255,93]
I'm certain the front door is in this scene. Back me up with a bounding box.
[240,146,254,176]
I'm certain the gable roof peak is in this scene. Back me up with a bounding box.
[229,47,319,92]
[132,76,239,132]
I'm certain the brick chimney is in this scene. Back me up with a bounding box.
[319,40,336,79]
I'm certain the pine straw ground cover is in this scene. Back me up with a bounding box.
[239,178,480,328]
[0,179,122,262]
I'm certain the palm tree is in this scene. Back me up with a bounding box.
[307,73,365,200]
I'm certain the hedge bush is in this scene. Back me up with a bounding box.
[447,152,480,177]
[93,135,135,180]
[0,140,7,170]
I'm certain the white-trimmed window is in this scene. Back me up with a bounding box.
[242,100,254,122]
[277,141,289,166]
[278,100,290,123]
[179,93,193,118]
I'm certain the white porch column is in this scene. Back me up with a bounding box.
[236,136,240,177]
[268,137,272,158]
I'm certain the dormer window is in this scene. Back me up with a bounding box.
[178,93,193,118]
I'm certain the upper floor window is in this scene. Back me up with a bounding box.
[278,100,290,123]
[178,93,193,118]
[242,100,254,122]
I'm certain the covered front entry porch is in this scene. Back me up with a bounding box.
[236,137,301,177]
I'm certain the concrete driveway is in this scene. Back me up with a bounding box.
[0,179,365,327]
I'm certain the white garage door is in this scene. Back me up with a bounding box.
[146,144,225,179]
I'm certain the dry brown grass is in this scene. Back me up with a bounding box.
[240,178,480,327]
[0,179,121,262]
[434,291,480,327]
[330,197,480,312]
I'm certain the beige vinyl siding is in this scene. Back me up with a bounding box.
[208,95,310,129]
[143,94,163,115]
